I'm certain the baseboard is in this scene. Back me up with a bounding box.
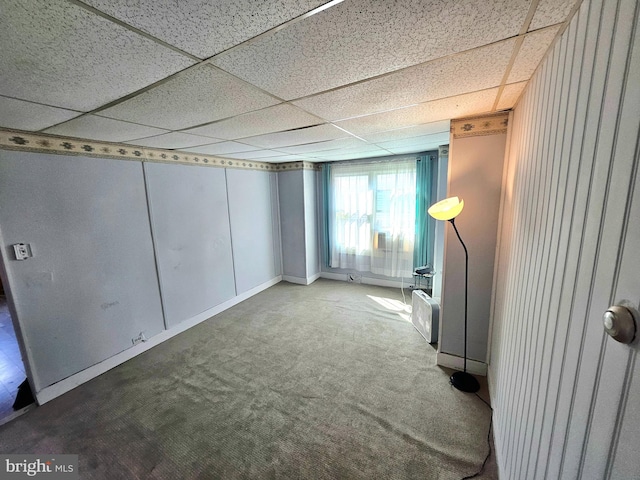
[282,273,320,285]
[35,276,282,404]
[319,272,410,289]
[436,351,488,376]
[319,272,348,282]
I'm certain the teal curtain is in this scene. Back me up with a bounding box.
[321,163,331,267]
[413,153,435,269]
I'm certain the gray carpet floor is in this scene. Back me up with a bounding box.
[0,279,496,479]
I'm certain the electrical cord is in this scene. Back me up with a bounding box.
[461,393,494,480]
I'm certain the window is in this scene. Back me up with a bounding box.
[326,158,417,278]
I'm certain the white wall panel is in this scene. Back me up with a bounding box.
[226,168,278,294]
[304,169,320,278]
[278,169,307,280]
[489,0,640,478]
[0,152,164,391]
[144,163,236,327]
[442,133,506,362]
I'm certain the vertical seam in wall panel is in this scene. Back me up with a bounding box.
[224,169,239,297]
[527,21,576,479]
[508,58,549,475]
[519,38,565,477]
[516,50,557,473]
[578,0,637,473]
[502,68,538,475]
[509,55,549,476]
[544,0,605,475]
[606,351,637,478]
[559,0,620,473]
[538,1,595,476]
[498,85,533,466]
[141,162,168,330]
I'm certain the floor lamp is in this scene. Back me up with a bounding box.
[428,196,480,393]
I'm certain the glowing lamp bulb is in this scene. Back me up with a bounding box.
[428,196,464,221]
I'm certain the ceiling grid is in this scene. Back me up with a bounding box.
[0,0,583,162]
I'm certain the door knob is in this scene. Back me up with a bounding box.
[603,305,636,344]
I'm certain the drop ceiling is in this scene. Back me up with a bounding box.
[0,0,581,163]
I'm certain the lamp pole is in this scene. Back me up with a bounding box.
[448,217,479,393]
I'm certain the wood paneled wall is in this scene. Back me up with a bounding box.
[489,0,640,477]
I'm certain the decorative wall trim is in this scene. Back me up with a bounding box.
[0,128,321,171]
[451,112,509,139]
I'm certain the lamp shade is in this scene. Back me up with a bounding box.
[428,196,464,221]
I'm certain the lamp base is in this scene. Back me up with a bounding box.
[450,371,480,393]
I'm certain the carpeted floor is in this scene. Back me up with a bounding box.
[0,279,496,479]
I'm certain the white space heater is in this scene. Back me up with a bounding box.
[411,290,440,344]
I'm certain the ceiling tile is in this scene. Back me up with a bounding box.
[125,132,218,149]
[336,89,499,136]
[97,64,280,130]
[508,26,561,83]
[0,0,194,112]
[316,150,393,162]
[497,82,528,110]
[241,124,352,148]
[83,0,331,59]
[529,0,579,31]
[273,137,369,154]
[181,141,259,155]
[183,104,323,140]
[0,96,82,131]
[43,115,169,143]
[211,0,530,100]
[374,132,451,152]
[313,145,391,159]
[359,120,450,142]
[292,39,515,121]
[222,150,284,159]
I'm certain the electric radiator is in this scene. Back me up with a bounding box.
[411,290,440,344]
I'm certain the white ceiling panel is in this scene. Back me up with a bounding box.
[125,132,217,149]
[222,150,284,159]
[497,82,528,110]
[508,26,561,83]
[211,0,530,100]
[359,121,450,143]
[292,39,516,121]
[83,0,332,59]
[315,150,393,162]
[313,144,391,158]
[182,141,260,155]
[375,132,452,152]
[241,124,352,148]
[336,89,499,136]
[97,64,280,130]
[183,104,323,140]
[0,96,82,131]
[0,0,194,112]
[273,137,369,154]
[0,0,578,163]
[43,115,169,143]
[529,0,579,31]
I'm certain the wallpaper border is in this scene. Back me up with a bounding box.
[0,129,321,171]
[451,112,509,139]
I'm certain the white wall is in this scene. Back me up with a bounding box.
[0,152,282,400]
[278,168,319,284]
[489,0,640,476]
[440,132,506,363]
[145,163,236,327]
